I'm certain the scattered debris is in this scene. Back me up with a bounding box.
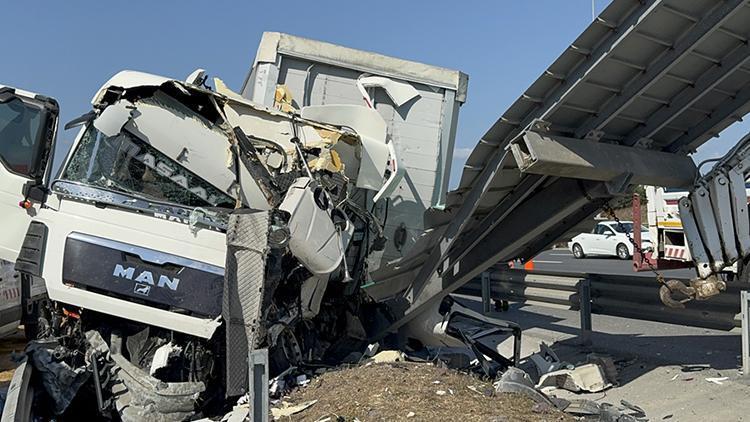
[705,376,729,385]
[528,342,572,376]
[281,362,572,421]
[149,342,182,376]
[271,400,318,419]
[494,367,556,406]
[563,399,647,421]
[537,363,613,393]
[364,343,380,358]
[371,350,406,363]
[587,353,618,385]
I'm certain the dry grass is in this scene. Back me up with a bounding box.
[281,362,572,422]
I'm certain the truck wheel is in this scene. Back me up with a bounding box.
[572,244,585,259]
[616,243,630,260]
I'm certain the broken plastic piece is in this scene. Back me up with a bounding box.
[300,105,391,192]
[279,178,345,275]
[271,399,317,419]
[529,342,572,376]
[537,363,612,393]
[493,367,555,406]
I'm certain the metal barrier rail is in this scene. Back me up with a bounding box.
[458,268,742,331]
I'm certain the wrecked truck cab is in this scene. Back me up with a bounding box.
[2,69,405,419]
[3,30,469,420]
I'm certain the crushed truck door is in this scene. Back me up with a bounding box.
[0,86,58,262]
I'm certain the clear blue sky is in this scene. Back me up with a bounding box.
[2,1,745,185]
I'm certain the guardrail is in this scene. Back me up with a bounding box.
[458,268,742,331]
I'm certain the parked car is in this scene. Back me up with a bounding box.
[568,221,652,260]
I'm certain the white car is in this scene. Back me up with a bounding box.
[568,221,652,260]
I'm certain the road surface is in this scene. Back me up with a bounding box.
[456,295,750,422]
[531,248,695,279]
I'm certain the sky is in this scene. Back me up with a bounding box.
[2,0,746,186]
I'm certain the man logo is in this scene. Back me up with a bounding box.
[113,264,180,291]
[133,283,152,296]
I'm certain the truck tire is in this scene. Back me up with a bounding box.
[572,244,585,259]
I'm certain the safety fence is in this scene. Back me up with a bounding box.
[458,268,742,331]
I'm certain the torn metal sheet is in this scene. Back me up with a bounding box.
[92,99,134,137]
[123,91,240,197]
[300,105,391,192]
[91,71,172,104]
[356,76,419,108]
[300,276,328,319]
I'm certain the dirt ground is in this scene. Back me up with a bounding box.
[0,329,25,390]
[280,362,572,422]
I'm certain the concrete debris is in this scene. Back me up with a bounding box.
[537,362,613,393]
[271,399,318,419]
[371,350,406,363]
[435,390,447,396]
[406,411,416,418]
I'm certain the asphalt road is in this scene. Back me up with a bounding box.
[531,248,696,279]
[456,295,749,422]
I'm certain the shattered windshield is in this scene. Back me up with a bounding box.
[61,124,234,208]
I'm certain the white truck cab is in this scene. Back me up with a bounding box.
[0,33,471,420]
